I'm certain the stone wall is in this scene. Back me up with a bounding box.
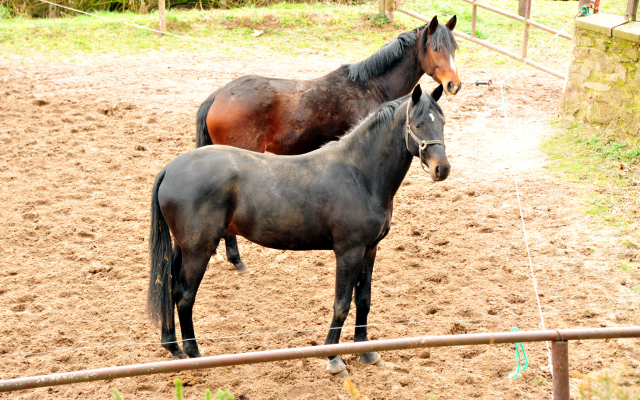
[560,18,640,138]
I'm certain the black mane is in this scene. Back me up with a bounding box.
[347,23,458,82]
[334,90,443,150]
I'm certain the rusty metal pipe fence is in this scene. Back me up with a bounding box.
[1,326,639,399]
[394,0,572,79]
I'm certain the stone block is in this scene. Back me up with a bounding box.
[625,48,639,62]
[573,47,590,59]
[603,73,621,82]
[615,63,627,81]
[595,38,610,52]
[588,49,615,73]
[584,82,613,92]
[579,65,592,78]
[576,35,595,47]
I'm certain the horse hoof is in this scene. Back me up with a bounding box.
[211,254,225,264]
[359,351,382,366]
[326,356,347,375]
[235,268,252,276]
[337,369,349,378]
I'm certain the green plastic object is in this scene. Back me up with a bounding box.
[580,6,591,17]
[508,327,529,380]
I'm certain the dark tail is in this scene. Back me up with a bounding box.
[195,93,215,148]
[147,169,174,329]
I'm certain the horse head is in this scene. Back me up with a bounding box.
[419,16,461,95]
[404,84,450,181]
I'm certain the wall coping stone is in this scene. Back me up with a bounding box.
[613,21,640,42]
[575,14,627,36]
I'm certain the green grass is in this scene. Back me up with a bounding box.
[0,0,632,68]
[618,261,637,272]
[113,379,234,400]
[576,368,640,399]
[543,123,640,240]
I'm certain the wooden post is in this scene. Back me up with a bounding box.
[379,0,385,15]
[552,341,570,400]
[626,0,639,21]
[471,2,477,38]
[385,0,395,22]
[518,0,526,17]
[158,0,166,35]
[48,3,57,18]
[521,0,531,59]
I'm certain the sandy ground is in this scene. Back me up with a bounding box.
[1,49,639,400]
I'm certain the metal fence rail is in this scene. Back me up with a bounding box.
[394,6,567,79]
[1,326,639,399]
[393,0,572,79]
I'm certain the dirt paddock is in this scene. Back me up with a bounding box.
[1,51,639,399]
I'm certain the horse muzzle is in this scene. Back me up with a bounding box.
[444,80,461,95]
[424,152,450,182]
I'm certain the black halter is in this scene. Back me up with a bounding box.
[404,100,445,173]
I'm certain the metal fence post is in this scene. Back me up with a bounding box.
[552,341,570,400]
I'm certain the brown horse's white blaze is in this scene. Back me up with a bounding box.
[421,16,462,95]
[433,52,461,95]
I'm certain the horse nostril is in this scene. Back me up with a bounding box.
[447,81,455,93]
[435,165,441,177]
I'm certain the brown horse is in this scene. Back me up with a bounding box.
[196,16,459,274]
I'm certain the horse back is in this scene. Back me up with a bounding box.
[204,70,380,155]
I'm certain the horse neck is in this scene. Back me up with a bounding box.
[341,109,414,202]
[367,41,425,102]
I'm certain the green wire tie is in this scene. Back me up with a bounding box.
[509,327,528,380]
[580,5,591,17]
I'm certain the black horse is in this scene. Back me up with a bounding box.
[196,16,459,276]
[147,85,450,376]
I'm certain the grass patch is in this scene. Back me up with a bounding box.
[543,123,640,239]
[113,378,235,400]
[576,367,640,399]
[0,4,409,62]
[618,261,637,272]
[0,0,631,69]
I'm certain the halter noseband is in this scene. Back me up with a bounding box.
[404,99,445,174]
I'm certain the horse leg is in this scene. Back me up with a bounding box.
[162,244,188,359]
[354,246,383,367]
[174,249,211,358]
[225,235,250,276]
[324,246,365,377]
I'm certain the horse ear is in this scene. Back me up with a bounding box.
[432,84,443,102]
[412,84,422,104]
[428,16,439,36]
[446,15,457,31]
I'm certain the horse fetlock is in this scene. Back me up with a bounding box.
[163,343,188,359]
[183,345,202,359]
[326,356,347,375]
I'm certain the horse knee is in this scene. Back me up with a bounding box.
[333,303,350,321]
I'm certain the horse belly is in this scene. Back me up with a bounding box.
[227,194,332,251]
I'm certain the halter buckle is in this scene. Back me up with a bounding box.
[419,141,427,151]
